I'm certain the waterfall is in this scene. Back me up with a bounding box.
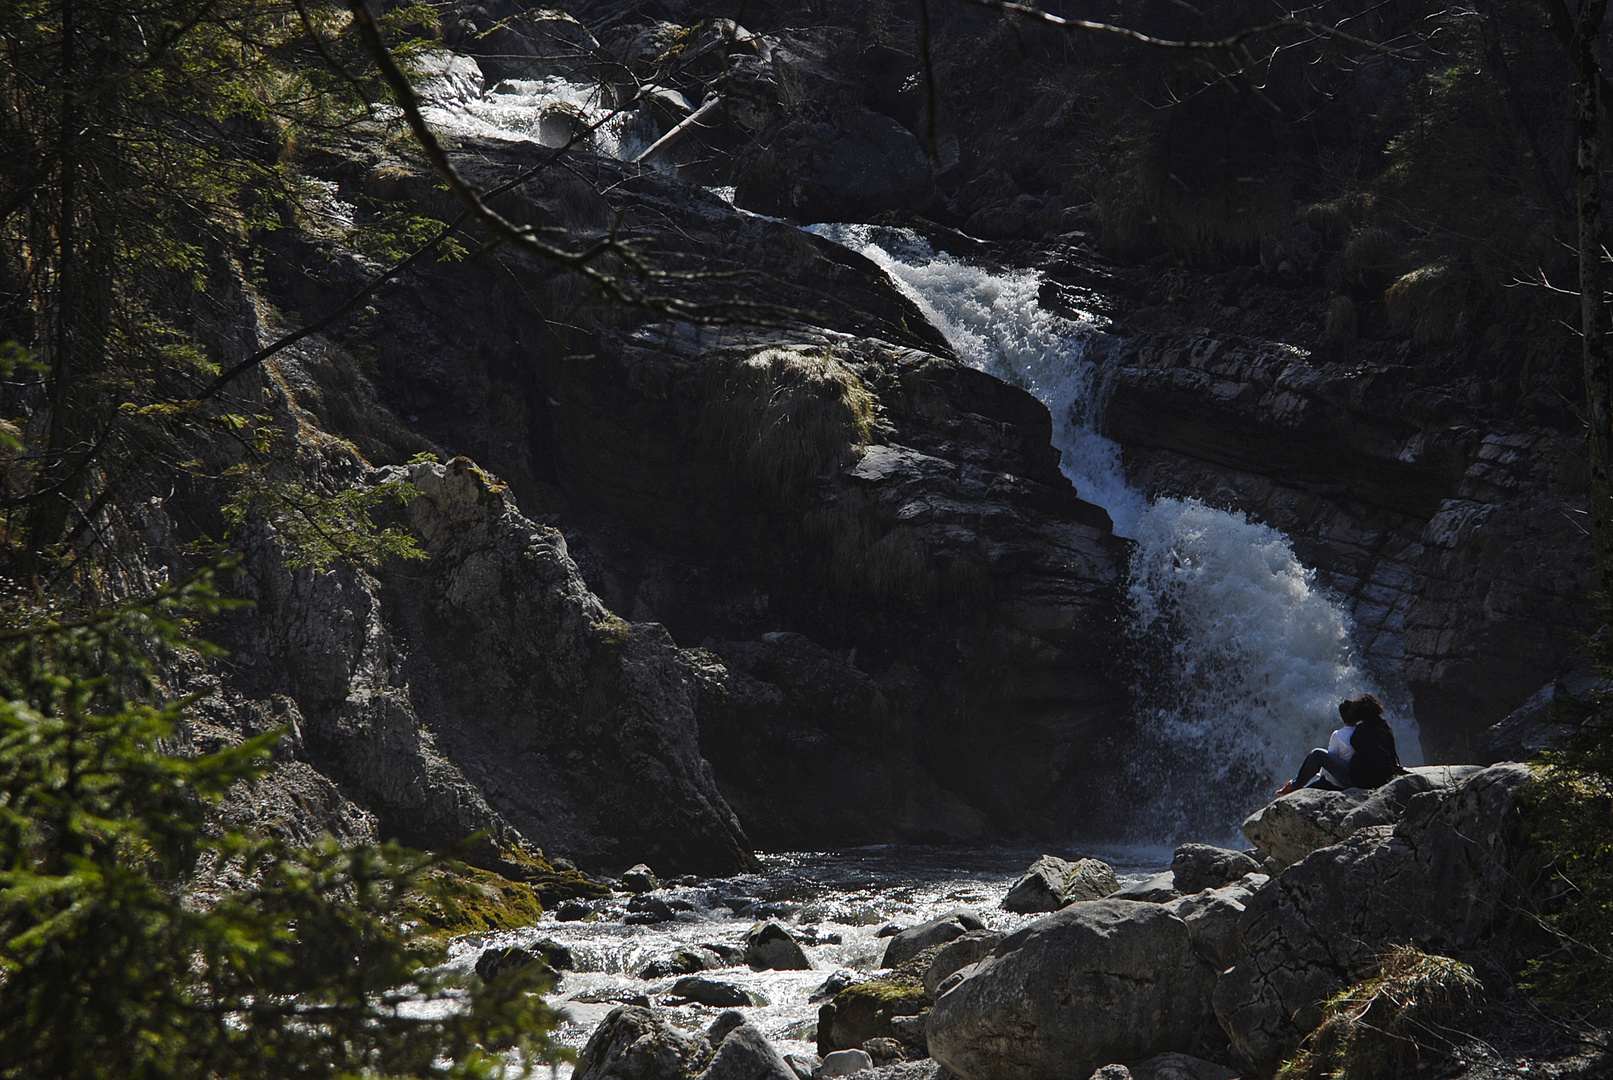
[811,223,1422,841]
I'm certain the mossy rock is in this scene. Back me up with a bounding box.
[402,864,546,945]
[491,846,613,906]
[817,977,930,1055]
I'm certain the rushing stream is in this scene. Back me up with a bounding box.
[445,846,1167,1071]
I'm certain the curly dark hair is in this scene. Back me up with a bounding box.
[1338,693,1385,725]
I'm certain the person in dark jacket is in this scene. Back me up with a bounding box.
[1277,694,1402,795]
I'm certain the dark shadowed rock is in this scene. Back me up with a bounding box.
[747,921,813,970]
[671,976,762,1008]
[702,1023,797,1080]
[734,108,935,223]
[818,979,929,1055]
[1214,764,1535,1074]
[926,901,1221,1080]
[1128,1053,1238,1080]
[574,1005,709,1080]
[1170,845,1261,894]
[921,930,1004,998]
[622,864,661,893]
[640,947,727,979]
[882,909,985,967]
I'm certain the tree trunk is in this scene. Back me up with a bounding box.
[1575,0,1613,592]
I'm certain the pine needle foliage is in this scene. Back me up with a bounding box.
[0,566,565,1079]
[1278,945,1483,1080]
[1525,607,1613,1022]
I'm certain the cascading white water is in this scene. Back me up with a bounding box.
[811,224,1422,840]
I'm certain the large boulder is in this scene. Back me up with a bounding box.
[1214,764,1536,1075]
[817,978,929,1056]
[746,921,813,970]
[1165,875,1268,972]
[733,107,936,222]
[574,1006,709,1080]
[1001,855,1120,913]
[1169,845,1261,894]
[1240,765,1484,868]
[882,909,985,968]
[926,901,1221,1080]
[922,930,1004,997]
[701,1023,797,1080]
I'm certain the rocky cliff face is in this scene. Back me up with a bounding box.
[162,0,1592,865]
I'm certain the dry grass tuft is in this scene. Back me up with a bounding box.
[1279,945,1483,1080]
[1385,262,1470,346]
[706,347,876,498]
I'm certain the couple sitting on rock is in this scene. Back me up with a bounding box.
[1277,693,1403,796]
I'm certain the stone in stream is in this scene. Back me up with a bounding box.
[810,969,862,1003]
[1000,856,1120,913]
[671,976,765,1008]
[881,908,984,968]
[746,920,813,970]
[926,900,1222,1080]
[819,1049,874,1078]
[1110,872,1178,903]
[1169,844,1261,894]
[622,864,661,893]
[626,894,675,923]
[818,979,928,1055]
[573,1005,709,1080]
[640,947,726,979]
[702,1023,797,1080]
[474,938,573,984]
[555,899,594,921]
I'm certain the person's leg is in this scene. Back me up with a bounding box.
[1279,748,1331,793]
[1316,750,1354,789]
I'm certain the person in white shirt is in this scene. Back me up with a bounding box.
[1276,698,1362,795]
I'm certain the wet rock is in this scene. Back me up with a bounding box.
[574,1005,710,1080]
[556,899,594,921]
[1214,764,1536,1074]
[703,943,747,966]
[672,976,763,1008]
[623,864,661,893]
[746,921,813,970]
[862,1038,906,1065]
[1001,855,1119,913]
[444,5,599,84]
[875,924,905,938]
[820,1049,874,1077]
[1111,872,1179,903]
[476,946,547,984]
[811,969,863,1003]
[1170,844,1261,894]
[926,901,1220,1080]
[640,947,727,979]
[882,909,984,967]
[1241,764,1485,867]
[707,1011,748,1044]
[921,931,1003,998]
[627,895,676,923]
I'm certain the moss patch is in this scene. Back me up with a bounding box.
[402,864,546,945]
[491,845,613,907]
[818,977,929,1055]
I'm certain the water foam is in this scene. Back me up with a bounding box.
[811,224,1421,839]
